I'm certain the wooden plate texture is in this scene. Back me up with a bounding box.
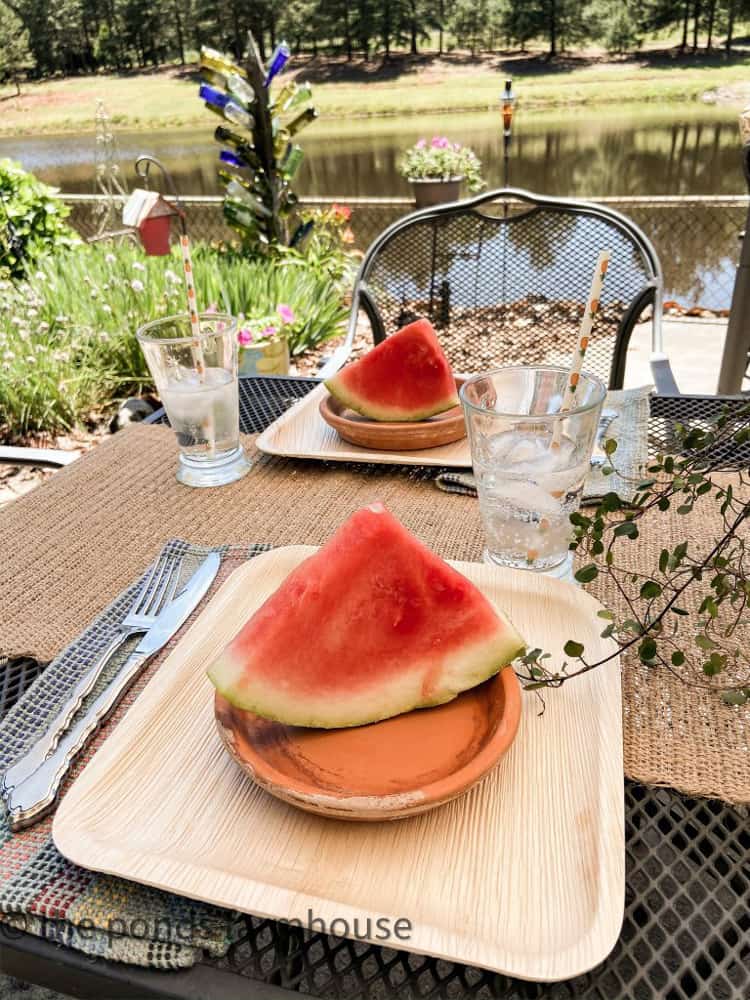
[53,547,624,982]
[256,384,472,467]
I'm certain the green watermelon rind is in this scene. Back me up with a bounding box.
[324,374,459,423]
[208,629,526,730]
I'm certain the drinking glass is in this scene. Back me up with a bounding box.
[137,313,251,488]
[460,366,606,576]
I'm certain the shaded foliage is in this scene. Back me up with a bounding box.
[1,0,749,78]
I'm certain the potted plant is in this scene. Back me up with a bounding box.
[398,137,485,209]
[237,304,296,375]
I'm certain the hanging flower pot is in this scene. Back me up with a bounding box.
[410,177,463,209]
[398,137,485,210]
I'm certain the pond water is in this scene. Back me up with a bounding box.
[1,104,746,198]
[1,104,747,309]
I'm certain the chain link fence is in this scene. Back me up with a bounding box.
[63,193,749,313]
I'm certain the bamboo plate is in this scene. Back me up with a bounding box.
[53,547,624,983]
[256,383,473,467]
[318,379,467,452]
[214,664,521,821]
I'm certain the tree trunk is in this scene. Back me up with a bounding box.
[344,3,352,60]
[706,0,715,49]
[726,0,735,52]
[410,21,417,55]
[680,0,689,51]
[439,0,444,56]
[692,0,700,53]
[549,0,557,57]
[359,0,370,58]
[231,1,242,60]
[173,0,185,65]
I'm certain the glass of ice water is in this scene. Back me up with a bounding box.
[460,366,606,576]
[137,313,251,488]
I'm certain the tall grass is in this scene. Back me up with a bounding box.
[0,241,348,440]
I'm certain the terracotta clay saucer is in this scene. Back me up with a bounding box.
[318,378,467,452]
[214,667,521,821]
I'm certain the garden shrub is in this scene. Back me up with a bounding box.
[0,160,78,279]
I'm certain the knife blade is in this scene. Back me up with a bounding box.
[4,550,221,831]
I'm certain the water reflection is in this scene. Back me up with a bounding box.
[1,105,746,309]
[1,105,745,198]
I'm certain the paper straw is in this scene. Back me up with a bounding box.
[178,232,216,455]
[560,250,610,412]
[551,250,610,449]
[179,233,206,379]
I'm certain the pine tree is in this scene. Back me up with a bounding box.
[0,2,30,93]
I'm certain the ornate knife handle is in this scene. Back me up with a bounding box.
[5,650,150,831]
[2,632,128,795]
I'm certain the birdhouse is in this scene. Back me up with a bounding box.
[122,188,181,256]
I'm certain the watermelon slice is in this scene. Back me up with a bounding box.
[208,505,526,729]
[324,318,458,422]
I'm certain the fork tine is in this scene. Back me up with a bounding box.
[162,558,183,606]
[144,554,184,616]
[131,549,170,615]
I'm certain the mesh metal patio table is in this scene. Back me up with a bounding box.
[1,375,749,1000]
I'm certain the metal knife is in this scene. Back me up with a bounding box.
[4,551,221,831]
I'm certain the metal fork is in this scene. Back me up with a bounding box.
[1,550,184,794]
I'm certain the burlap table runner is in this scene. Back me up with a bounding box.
[0,423,748,805]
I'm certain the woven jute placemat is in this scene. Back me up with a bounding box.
[0,423,748,804]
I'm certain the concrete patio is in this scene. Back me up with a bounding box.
[624,316,745,395]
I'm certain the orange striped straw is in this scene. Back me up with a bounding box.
[179,233,206,380]
[560,250,610,414]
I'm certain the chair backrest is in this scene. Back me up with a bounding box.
[350,188,663,389]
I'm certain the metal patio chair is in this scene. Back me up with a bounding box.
[320,188,677,392]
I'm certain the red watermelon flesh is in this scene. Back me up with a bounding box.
[208,504,526,729]
[324,318,459,422]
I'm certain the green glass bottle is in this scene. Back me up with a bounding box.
[287,107,318,138]
[283,84,312,112]
[272,81,296,110]
[281,144,304,179]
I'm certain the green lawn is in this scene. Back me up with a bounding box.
[1,50,749,136]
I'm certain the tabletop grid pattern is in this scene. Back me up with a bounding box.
[4,376,750,999]
[207,788,750,1000]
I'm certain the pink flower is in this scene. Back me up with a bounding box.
[431,136,450,149]
[331,203,352,222]
[276,304,295,324]
[206,303,218,314]
[416,139,427,149]
[261,325,278,338]
[237,328,253,346]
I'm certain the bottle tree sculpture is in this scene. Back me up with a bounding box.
[199,32,317,254]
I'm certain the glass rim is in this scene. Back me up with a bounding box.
[136,312,237,346]
[459,365,607,421]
